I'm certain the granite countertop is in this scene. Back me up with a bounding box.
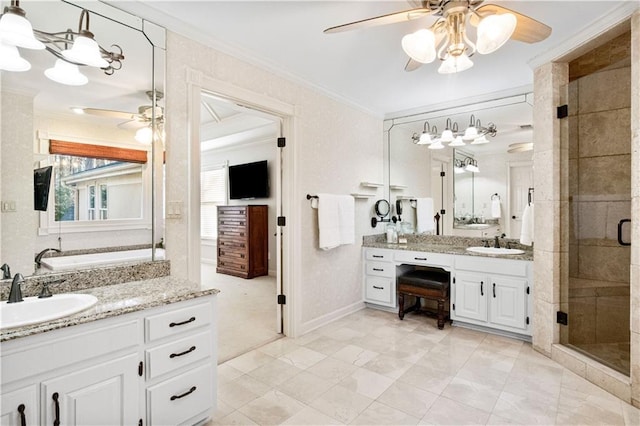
[362,235,534,261]
[1,277,220,342]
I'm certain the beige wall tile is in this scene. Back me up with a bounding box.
[533,300,559,354]
[534,249,560,304]
[631,196,640,266]
[631,265,640,333]
[595,296,631,343]
[606,201,632,241]
[578,155,631,197]
[631,331,640,406]
[551,344,586,377]
[569,244,579,276]
[533,150,558,203]
[534,200,560,252]
[578,66,631,114]
[568,117,579,159]
[568,80,579,117]
[568,296,597,344]
[576,201,608,240]
[579,108,631,158]
[578,245,630,283]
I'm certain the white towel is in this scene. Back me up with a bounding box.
[317,193,354,250]
[520,202,534,246]
[491,199,502,219]
[416,198,435,234]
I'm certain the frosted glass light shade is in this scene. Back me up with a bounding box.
[462,125,478,140]
[418,132,432,145]
[0,12,44,50]
[465,162,479,173]
[135,126,153,144]
[428,141,444,150]
[448,136,465,147]
[471,135,489,144]
[477,13,517,54]
[0,42,31,71]
[440,129,454,143]
[45,60,88,86]
[62,35,108,68]
[401,29,436,63]
[438,52,473,74]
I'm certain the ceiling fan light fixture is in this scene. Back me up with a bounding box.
[0,7,44,50]
[0,41,31,71]
[62,33,109,68]
[476,13,517,55]
[135,126,153,144]
[401,28,436,63]
[44,59,88,86]
[438,52,473,74]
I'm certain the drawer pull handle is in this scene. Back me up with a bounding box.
[480,281,484,296]
[373,286,384,290]
[414,257,427,261]
[18,404,26,426]
[169,317,196,327]
[170,386,197,401]
[170,346,196,358]
[52,392,60,426]
[372,255,384,258]
[372,268,384,272]
[493,283,496,298]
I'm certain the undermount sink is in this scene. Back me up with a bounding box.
[466,246,525,255]
[0,294,98,330]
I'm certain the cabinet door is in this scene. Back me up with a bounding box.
[453,272,487,322]
[42,354,139,426]
[489,276,527,330]
[0,386,38,426]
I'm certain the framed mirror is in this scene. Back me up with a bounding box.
[0,0,165,275]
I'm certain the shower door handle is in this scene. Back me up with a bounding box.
[617,219,631,246]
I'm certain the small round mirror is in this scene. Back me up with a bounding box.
[374,199,390,218]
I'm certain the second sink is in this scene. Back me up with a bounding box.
[466,246,525,255]
[1,293,98,330]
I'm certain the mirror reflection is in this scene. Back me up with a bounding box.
[385,93,534,238]
[0,0,165,276]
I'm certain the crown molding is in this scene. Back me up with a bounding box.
[528,2,639,70]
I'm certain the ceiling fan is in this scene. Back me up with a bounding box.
[324,0,551,74]
[78,90,164,130]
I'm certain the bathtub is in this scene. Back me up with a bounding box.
[40,248,165,271]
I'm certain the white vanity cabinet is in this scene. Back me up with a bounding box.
[0,295,217,426]
[363,248,396,308]
[452,256,531,336]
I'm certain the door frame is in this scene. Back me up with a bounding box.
[186,69,296,337]
[506,160,533,239]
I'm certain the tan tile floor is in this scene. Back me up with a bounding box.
[208,308,640,425]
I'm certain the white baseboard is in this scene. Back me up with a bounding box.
[297,300,366,337]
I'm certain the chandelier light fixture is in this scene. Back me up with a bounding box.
[401,1,516,74]
[0,0,124,85]
[412,114,496,147]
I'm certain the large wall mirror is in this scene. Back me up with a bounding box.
[384,93,534,239]
[1,0,165,276]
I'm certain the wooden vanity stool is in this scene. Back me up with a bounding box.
[397,268,450,329]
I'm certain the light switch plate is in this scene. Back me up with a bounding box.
[1,201,16,212]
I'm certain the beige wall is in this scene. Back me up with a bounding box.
[165,32,383,334]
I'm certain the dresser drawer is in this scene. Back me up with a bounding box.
[364,249,393,262]
[146,330,213,380]
[218,207,247,217]
[218,248,247,260]
[145,302,212,343]
[365,261,395,278]
[365,277,394,305]
[217,258,248,270]
[394,251,453,268]
[218,229,248,239]
[147,364,213,426]
[218,239,246,250]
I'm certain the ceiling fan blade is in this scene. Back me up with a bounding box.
[473,4,552,43]
[117,119,147,130]
[81,108,137,121]
[405,58,423,72]
[324,8,433,34]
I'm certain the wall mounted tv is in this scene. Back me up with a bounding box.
[34,166,53,211]
[229,160,269,200]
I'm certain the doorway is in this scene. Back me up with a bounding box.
[199,92,284,363]
[507,162,533,239]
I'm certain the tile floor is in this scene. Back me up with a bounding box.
[201,263,280,363]
[207,308,640,425]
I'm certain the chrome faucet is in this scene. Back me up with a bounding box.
[1,263,10,279]
[35,248,61,269]
[8,273,24,303]
[494,236,501,248]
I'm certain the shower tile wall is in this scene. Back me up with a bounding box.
[568,64,632,351]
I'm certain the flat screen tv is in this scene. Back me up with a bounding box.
[34,166,53,211]
[229,160,269,200]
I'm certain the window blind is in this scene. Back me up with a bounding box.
[201,166,227,239]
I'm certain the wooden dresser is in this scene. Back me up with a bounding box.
[216,205,268,279]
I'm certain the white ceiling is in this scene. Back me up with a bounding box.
[112,0,636,116]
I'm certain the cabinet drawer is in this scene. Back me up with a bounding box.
[146,331,212,380]
[365,261,395,278]
[217,258,248,271]
[218,229,248,239]
[218,240,246,250]
[147,364,213,426]
[365,277,394,305]
[218,249,247,260]
[365,249,393,262]
[394,251,453,267]
[218,207,247,217]
[145,302,212,343]
[455,256,528,277]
